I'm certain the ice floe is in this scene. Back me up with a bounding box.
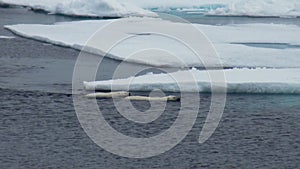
[5,18,300,68]
[0,0,156,17]
[84,68,300,94]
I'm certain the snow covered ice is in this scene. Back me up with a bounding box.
[84,68,300,94]
[0,0,156,17]
[2,0,300,17]
[3,0,300,94]
[5,18,300,68]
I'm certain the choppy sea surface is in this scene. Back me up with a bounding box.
[0,7,299,169]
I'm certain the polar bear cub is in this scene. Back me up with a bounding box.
[125,95,180,101]
[85,91,129,98]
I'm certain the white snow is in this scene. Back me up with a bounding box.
[5,18,300,68]
[84,68,300,94]
[0,0,156,17]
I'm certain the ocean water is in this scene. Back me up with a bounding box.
[0,7,300,169]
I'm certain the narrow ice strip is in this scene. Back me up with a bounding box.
[0,0,156,17]
[5,18,300,68]
[84,68,300,94]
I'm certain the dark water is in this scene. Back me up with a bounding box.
[1,88,299,169]
[0,7,300,169]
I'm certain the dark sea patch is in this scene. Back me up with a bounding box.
[1,87,300,168]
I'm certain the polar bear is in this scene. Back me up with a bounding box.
[125,95,180,101]
[85,91,129,98]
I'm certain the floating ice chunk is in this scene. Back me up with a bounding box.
[84,68,300,94]
[5,18,300,68]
